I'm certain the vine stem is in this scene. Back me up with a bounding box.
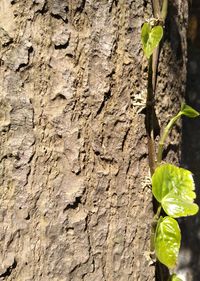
[149,0,169,174]
[152,0,161,18]
[161,0,168,21]
[150,205,161,252]
[152,0,168,21]
[157,113,181,164]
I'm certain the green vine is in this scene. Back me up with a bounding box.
[141,1,200,280]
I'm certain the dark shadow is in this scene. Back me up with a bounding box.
[180,1,200,280]
[165,1,183,63]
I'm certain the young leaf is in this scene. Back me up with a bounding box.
[155,216,181,269]
[180,103,200,118]
[152,164,196,202]
[141,23,151,51]
[162,193,199,218]
[152,164,199,218]
[141,23,163,59]
[168,274,183,281]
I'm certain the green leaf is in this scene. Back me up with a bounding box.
[180,103,200,118]
[155,216,181,269]
[162,193,199,218]
[141,23,163,59]
[152,164,195,202]
[168,274,183,281]
[141,23,151,51]
[152,164,199,218]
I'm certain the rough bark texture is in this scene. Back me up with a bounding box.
[0,1,187,280]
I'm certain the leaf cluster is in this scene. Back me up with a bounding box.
[152,164,199,269]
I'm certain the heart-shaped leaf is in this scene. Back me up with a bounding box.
[152,164,199,218]
[180,104,200,118]
[155,216,181,269]
[162,193,199,218]
[152,164,195,202]
[141,23,163,59]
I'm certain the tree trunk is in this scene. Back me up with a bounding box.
[0,1,188,280]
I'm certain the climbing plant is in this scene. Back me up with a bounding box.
[141,1,199,280]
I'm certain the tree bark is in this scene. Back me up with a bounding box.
[0,1,188,280]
